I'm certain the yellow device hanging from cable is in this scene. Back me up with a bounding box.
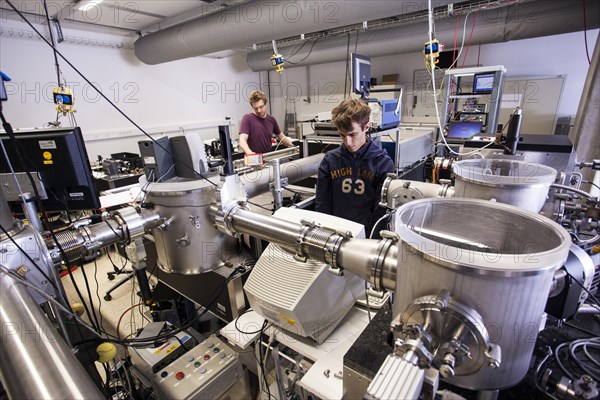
[53,85,75,115]
[423,39,441,67]
[271,39,284,73]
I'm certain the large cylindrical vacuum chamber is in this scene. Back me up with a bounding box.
[393,198,571,390]
[144,179,240,275]
[453,159,557,212]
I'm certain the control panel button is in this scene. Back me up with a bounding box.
[204,354,211,360]
[199,367,207,374]
[194,361,201,368]
[207,343,214,349]
[219,352,226,359]
[175,372,184,381]
[187,355,195,363]
[160,371,168,378]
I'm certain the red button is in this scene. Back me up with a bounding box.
[175,372,184,380]
[204,354,210,360]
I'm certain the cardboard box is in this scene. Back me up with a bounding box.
[382,74,399,85]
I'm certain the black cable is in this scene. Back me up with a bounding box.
[79,261,102,332]
[563,321,599,337]
[286,38,319,65]
[584,181,600,191]
[234,310,266,335]
[285,40,310,61]
[257,319,273,400]
[41,0,61,86]
[565,270,600,308]
[92,259,106,337]
[74,266,246,348]
[247,200,274,212]
[3,0,218,189]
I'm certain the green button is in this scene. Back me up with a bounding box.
[213,347,220,353]
[194,361,201,368]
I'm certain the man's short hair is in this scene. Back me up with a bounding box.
[249,90,268,106]
[331,99,371,133]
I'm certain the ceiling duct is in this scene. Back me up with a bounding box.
[134,0,456,65]
[245,0,600,71]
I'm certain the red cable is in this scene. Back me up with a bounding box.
[583,0,592,64]
[461,11,479,68]
[452,14,459,68]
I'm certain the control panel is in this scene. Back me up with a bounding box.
[152,335,242,400]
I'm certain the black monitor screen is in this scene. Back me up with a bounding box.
[0,127,100,211]
[473,73,495,93]
[351,53,371,96]
[447,121,483,139]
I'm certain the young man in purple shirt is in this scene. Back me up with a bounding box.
[239,90,295,154]
[315,99,395,237]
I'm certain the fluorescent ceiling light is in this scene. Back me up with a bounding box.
[78,0,104,12]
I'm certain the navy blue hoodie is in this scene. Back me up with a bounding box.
[315,140,394,235]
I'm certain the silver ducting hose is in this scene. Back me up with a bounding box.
[210,205,397,290]
[51,207,162,264]
[0,269,105,399]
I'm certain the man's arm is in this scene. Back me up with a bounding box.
[238,133,253,154]
[276,133,295,148]
[315,159,333,214]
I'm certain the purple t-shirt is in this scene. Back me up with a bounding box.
[239,113,281,154]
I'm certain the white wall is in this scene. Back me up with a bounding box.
[266,29,599,131]
[0,20,260,158]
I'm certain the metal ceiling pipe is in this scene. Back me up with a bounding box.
[134,0,453,65]
[0,270,105,399]
[246,0,600,71]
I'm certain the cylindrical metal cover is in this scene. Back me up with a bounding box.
[145,180,239,275]
[453,159,557,212]
[393,198,571,390]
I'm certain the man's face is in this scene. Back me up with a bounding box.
[252,99,267,118]
[339,121,368,153]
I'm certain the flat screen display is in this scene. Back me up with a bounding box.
[447,121,483,139]
[473,73,495,93]
[0,127,100,211]
[351,53,371,96]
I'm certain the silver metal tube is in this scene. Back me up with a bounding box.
[240,153,324,198]
[551,183,594,199]
[228,207,302,247]
[19,192,44,233]
[221,207,397,290]
[271,159,283,211]
[337,238,398,290]
[0,270,104,399]
[578,304,600,314]
[383,178,453,209]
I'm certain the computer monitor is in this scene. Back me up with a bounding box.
[170,133,208,179]
[473,73,495,93]
[351,53,371,97]
[447,121,483,140]
[0,127,101,211]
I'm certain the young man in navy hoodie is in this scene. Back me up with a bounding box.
[315,99,395,237]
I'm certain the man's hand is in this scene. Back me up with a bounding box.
[244,153,264,166]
